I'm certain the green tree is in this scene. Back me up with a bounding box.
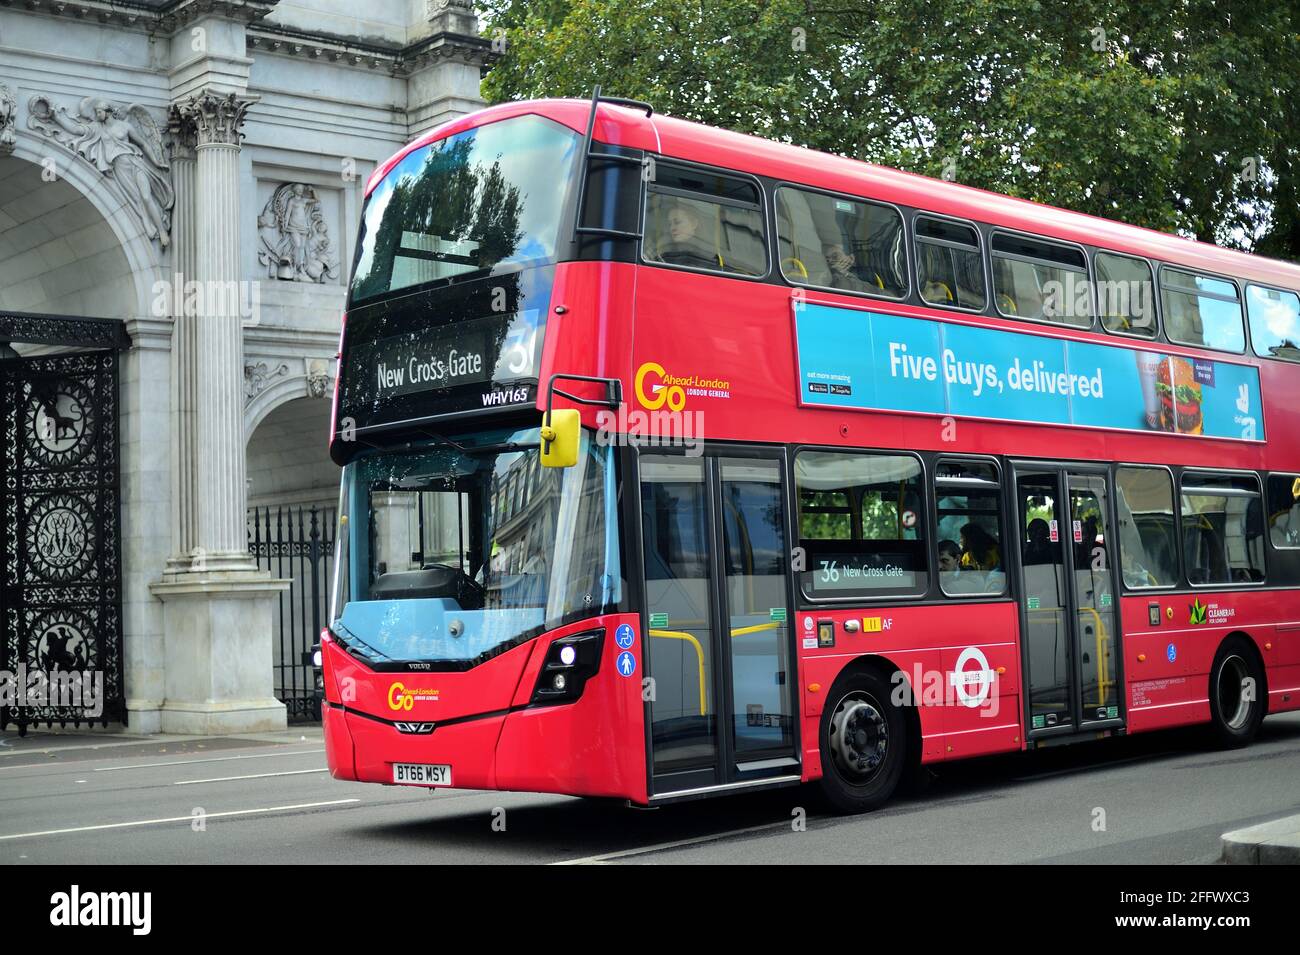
[480,0,1300,262]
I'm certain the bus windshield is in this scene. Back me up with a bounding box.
[350,114,581,304]
[330,427,621,666]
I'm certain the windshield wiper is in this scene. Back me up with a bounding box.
[414,428,470,453]
[411,429,539,457]
[330,621,391,663]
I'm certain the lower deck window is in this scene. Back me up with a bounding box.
[1180,473,1265,585]
[795,450,928,599]
[934,460,1006,596]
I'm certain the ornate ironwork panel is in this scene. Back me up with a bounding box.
[1,351,125,732]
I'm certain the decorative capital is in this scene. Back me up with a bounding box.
[178,91,257,147]
[166,105,199,161]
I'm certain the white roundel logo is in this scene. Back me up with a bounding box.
[949,646,997,708]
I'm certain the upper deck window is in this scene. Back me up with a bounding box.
[916,216,985,310]
[1246,284,1300,362]
[775,187,906,297]
[642,164,766,277]
[350,115,581,304]
[1095,252,1157,338]
[991,232,1091,327]
[1160,268,1245,353]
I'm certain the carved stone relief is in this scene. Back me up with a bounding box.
[244,361,290,403]
[257,183,340,283]
[26,93,174,247]
[306,359,333,398]
[0,83,16,156]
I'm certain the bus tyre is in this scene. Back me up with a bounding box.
[817,670,907,814]
[1207,638,1265,749]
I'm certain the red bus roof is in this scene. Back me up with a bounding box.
[368,98,1300,294]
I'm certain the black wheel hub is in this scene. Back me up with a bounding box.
[829,693,888,782]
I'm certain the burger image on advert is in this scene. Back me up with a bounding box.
[1155,357,1203,434]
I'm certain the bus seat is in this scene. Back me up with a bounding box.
[923,280,954,303]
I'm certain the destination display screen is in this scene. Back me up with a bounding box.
[332,267,553,462]
[803,553,919,593]
[798,544,929,599]
[361,309,540,403]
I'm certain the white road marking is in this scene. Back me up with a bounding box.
[174,768,330,785]
[0,799,360,841]
[552,820,792,865]
[90,749,324,772]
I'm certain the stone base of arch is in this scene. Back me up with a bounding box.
[150,573,289,734]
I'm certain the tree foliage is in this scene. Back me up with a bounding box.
[480,0,1300,261]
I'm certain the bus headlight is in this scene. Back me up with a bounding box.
[531,630,604,705]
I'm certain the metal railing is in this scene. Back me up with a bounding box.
[247,504,335,722]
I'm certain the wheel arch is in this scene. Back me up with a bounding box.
[1220,629,1270,715]
[827,653,924,771]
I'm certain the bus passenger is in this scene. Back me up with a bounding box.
[960,522,1000,572]
[1024,518,1054,564]
[653,201,719,270]
[822,243,869,292]
[938,539,961,573]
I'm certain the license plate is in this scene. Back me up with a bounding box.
[392,763,452,786]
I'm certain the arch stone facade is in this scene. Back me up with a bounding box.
[0,0,491,733]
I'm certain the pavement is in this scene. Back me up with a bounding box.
[1221,815,1300,864]
[1,714,1298,864]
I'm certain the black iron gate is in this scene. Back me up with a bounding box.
[248,504,334,722]
[0,350,125,733]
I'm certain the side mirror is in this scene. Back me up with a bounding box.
[540,408,580,468]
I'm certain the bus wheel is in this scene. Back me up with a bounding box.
[1207,638,1264,749]
[818,670,906,814]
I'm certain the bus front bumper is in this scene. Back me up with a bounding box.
[320,614,648,802]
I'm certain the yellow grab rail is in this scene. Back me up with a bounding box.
[1077,604,1111,707]
[647,629,708,716]
[646,619,786,716]
[1023,603,1112,707]
[730,621,780,638]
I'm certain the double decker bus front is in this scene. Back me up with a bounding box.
[321,109,646,802]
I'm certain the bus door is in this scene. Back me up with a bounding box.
[637,449,800,797]
[1012,464,1124,738]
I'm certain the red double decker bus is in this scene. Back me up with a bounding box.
[321,91,1300,812]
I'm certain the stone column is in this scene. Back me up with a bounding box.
[151,91,288,735]
[188,91,257,571]
[166,111,199,573]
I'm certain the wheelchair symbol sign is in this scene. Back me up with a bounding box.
[615,624,635,650]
